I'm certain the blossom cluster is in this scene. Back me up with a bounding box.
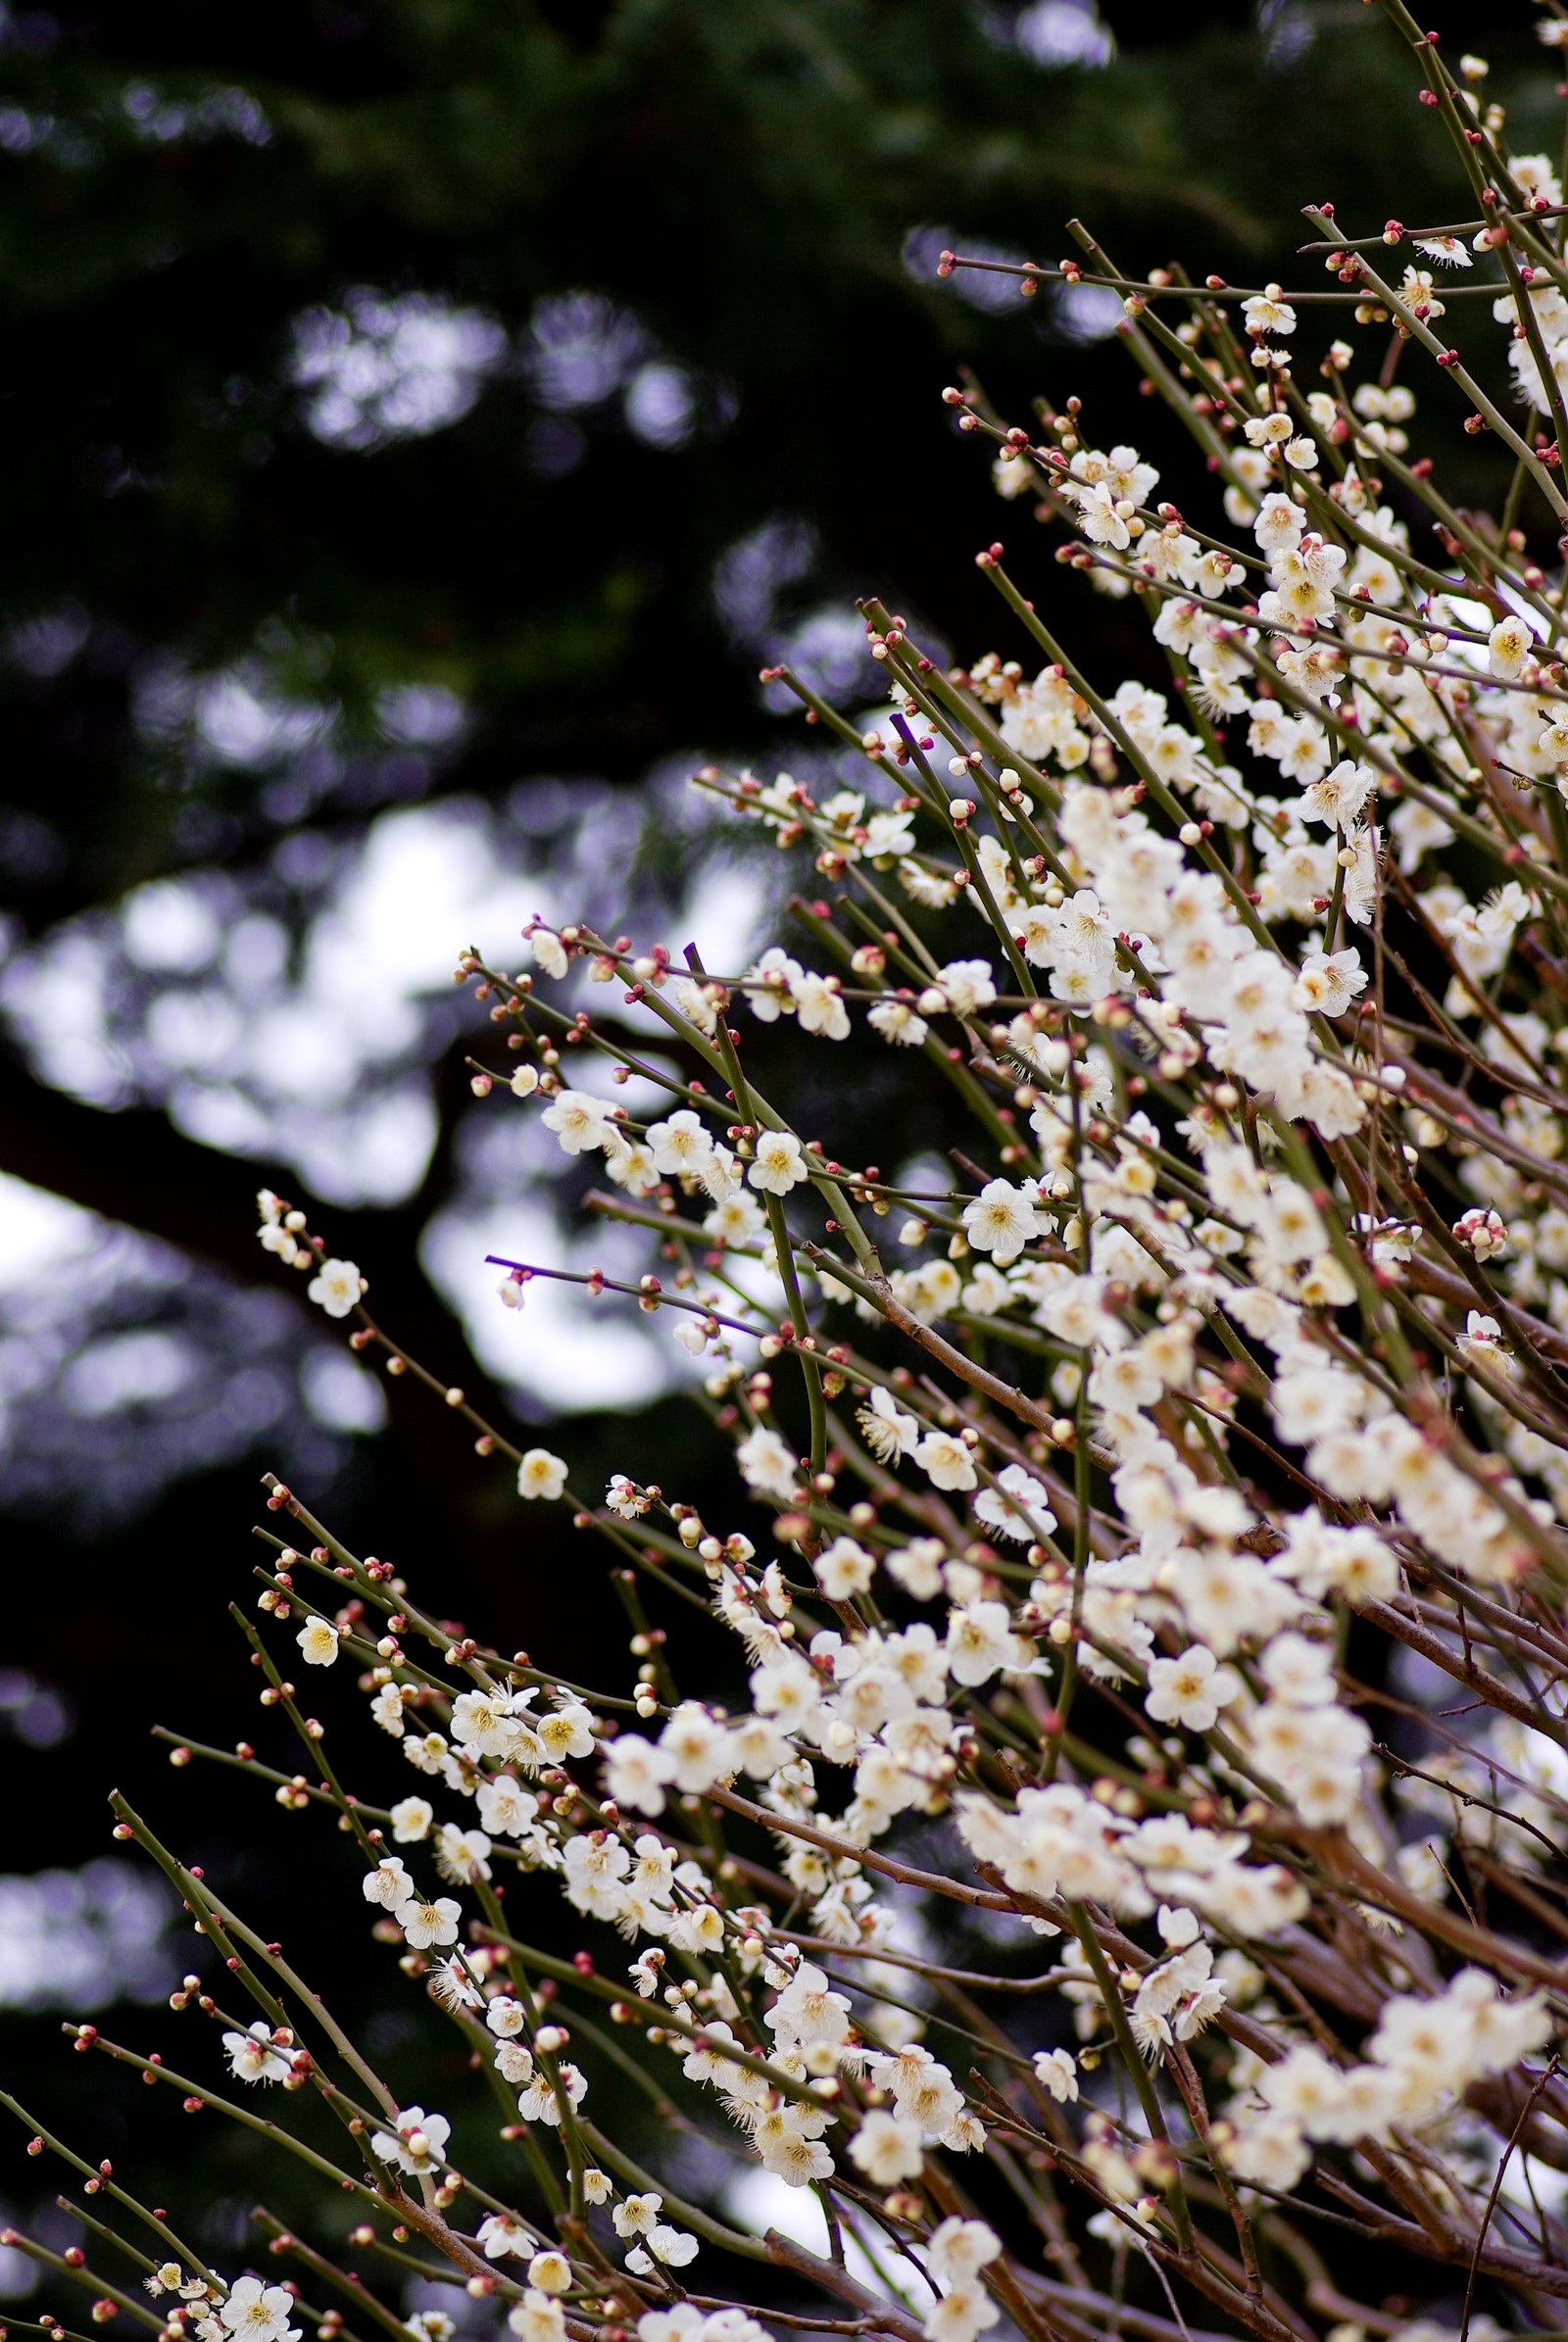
[15,22,1568,2342]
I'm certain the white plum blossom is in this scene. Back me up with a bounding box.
[1032,2047,1078,2102]
[307,1258,365,1317]
[604,1733,678,1816]
[868,997,930,1047]
[932,959,997,1017]
[526,929,569,980]
[1489,614,1534,678]
[1299,757,1375,832]
[295,1615,339,1666]
[735,1425,800,1498]
[748,1130,809,1194]
[507,2296,564,2342]
[394,1892,462,1950]
[793,969,851,1039]
[647,1109,714,1178]
[361,1854,412,1909]
[540,1089,615,1153]
[370,2106,451,2175]
[220,2282,300,2342]
[814,1537,875,1601]
[222,2023,294,2084]
[914,1429,977,1491]
[847,2108,924,2184]
[858,1382,918,1460]
[1146,1645,1241,1732]
[946,1600,1030,1686]
[517,1448,568,1500]
[961,1179,1046,1265]
[975,1463,1056,1542]
[745,947,804,1020]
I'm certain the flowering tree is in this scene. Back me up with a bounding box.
[15,10,1568,2342]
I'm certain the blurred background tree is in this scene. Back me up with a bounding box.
[0,0,1554,2298]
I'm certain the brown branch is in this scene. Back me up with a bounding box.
[1358,1597,1568,1751]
